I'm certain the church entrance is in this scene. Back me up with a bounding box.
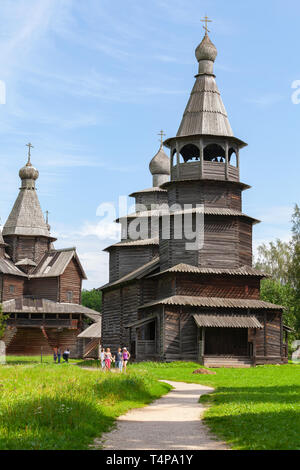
[205,328,249,356]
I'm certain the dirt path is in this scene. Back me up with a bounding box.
[94,380,229,450]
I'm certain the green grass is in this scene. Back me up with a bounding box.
[5,355,80,365]
[0,360,170,450]
[127,361,300,450]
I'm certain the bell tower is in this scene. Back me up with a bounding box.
[160,28,258,270]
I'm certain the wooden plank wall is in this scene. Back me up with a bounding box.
[25,277,59,302]
[163,308,198,360]
[167,182,242,211]
[174,274,260,299]
[7,327,81,357]
[59,258,82,304]
[2,275,24,301]
[4,236,50,263]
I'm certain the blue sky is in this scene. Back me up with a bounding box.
[0,0,299,288]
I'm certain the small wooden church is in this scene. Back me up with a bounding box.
[1,146,100,357]
[100,30,289,367]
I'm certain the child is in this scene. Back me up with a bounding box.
[100,348,105,370]
[116,348,123,372]
[104,348,112,371]
[122,347,130,373]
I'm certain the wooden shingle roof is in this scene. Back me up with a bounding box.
[139,295,283,310]
[104,238,159,251]
[150,263,269,278]
[78,319,102,338]
[0,258,27,277]
[30,248,87,279]
[193,313,263,329]
[100,257,160,291]
[117,207,260,224]
[3,184,52,238]
[2,296,101,317]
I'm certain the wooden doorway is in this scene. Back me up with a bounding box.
[205,328,248,356]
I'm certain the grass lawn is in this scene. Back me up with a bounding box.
[126,361,300,450]
[0,359,170,450]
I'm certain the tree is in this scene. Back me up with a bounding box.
[81,289,102,313]
[260,279,297,331]
[289,204,300,330]
[255,239,292,284]
[0,304,9,340]
[255,204,300,338]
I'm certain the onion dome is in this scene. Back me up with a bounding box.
[19,161,39,181]
[149,141,170,188]
[195,33,217,63]
[149,144,170,176]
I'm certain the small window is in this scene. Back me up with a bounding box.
[9,285,15,294]
[67,291,73,303]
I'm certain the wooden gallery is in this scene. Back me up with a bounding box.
[1,147,100,356]
[100,31,289,367]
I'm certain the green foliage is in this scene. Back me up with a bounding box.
[260,279,297,340]
[81,289,102,313]
[0,304,9,340]
[130,362,300,450]
[255,239,292,284]
[255,204,300,337]
[290,205,300,330]
[0,362,170,450]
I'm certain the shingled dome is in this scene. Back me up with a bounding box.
[149,144,170,176]
[19,162,39,181]
[195,32,217,63]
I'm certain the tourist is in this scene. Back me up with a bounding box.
[63,348,70,363]
[53,346,58,363]
[104,348,112,371]
[116,348,123,372]
[57,347,61,363]
[122,347,130,373]
[100,348,105,370]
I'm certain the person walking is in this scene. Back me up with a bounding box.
[53,346,58,363]
[104,348,112,371]
[122,347,130,373]
[100,348,105,370]
[57,347,61,364]
[116,348,123,372]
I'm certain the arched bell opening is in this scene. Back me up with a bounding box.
[229,148,237,167]
[171,149,177,167]
[179,144,200,162]
[204,143,225,162]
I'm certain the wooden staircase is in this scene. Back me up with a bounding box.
[2,327,18,348]
[83,338,100,358]
[203,356,253,368]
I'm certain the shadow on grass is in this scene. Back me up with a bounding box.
[203,408,300,450]
[0,396,114,450]
[201,385,300,404]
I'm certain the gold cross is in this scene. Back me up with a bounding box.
[26,142,34,164]
[201,15,212,34]
[158,130,166,145]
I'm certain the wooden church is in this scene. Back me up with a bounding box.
[1,146,100,356]
[100,29,289,367]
